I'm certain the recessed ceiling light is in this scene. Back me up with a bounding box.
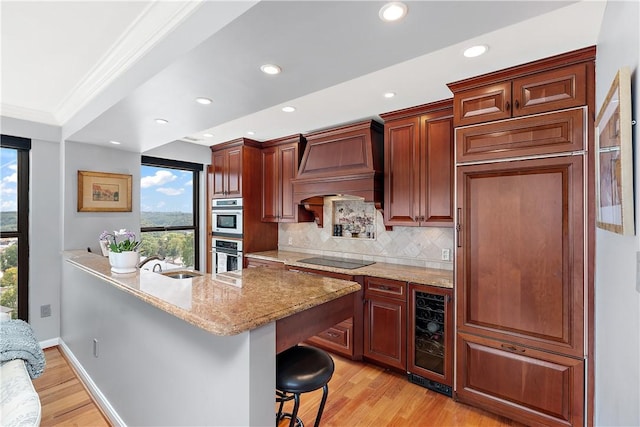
[203,133,214,138]
[463,45,489,58]
[195,97,212,105]
[282,106,296,113]
[260,64,281,75]
[109,140,121,145]
[155,118,169,125]
[379,2,407,22]
[383,92,396,98]
[247,131,256,136]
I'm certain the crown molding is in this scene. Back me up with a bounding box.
[0,103,59,126]
[53,0,205,126]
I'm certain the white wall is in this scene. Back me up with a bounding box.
[62,141,141,253]
[1,117,62,341]
[594,1,640,425]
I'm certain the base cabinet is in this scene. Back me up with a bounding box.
[456,332,584,427]
[363,277,407,371]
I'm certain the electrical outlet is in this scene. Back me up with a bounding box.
[40,304,51,318]
[288,237,293,245]
[441,249,451,261]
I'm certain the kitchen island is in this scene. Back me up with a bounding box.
[61,251,360,426]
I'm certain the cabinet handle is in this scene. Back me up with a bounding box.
[505,101,511,111]
[514,99,520,109]
[456,208,462,248]
[326,332,340,338]
[377,285,391,291]
[501,344,525,353]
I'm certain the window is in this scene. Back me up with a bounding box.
[140,156,202,270]
[0,135,30,321]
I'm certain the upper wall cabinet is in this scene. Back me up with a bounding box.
[211,143,244,198]
[261,134,314,223]
[380,100,454,227]
[448,50,592,127]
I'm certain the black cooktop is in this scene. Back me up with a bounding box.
[298,256,375,270]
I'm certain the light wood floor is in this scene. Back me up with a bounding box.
[32,347,110,426]
[34,346,523,426]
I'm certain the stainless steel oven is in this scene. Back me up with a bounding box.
[212,198,243,237]
[212,237,243,273]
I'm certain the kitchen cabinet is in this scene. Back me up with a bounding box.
[363,277,406,371]
[407,284,453,396]
[285,265,363,360]
[261,135,314,223]
[211,145,243,198]
[380,99,454,227]
[449,46,594,427]
[450,61,587,127]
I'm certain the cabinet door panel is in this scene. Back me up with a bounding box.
[364,297,406,370]
[456,156,584,357]
[456,332,584,427]
[261,148,278,221]
[226,147,242,197]
[456,108,584,163]
[211,151,227,198]
[513,63,587,117]
[384,116,420,226]
[279,144,299,222]
[454,82,511,127]
[423,116,454,224]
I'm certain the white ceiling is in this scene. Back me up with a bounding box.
[1,1,607,153]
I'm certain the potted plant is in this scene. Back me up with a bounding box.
[99,229,141,274]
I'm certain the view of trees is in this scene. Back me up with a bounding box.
[0,242,18,319]
[139,230,194,268]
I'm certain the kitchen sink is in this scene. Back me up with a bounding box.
[159,270,204,279]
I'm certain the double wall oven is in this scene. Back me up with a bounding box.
[212,198,243,273]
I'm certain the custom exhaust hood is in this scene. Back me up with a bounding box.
[291,120,384,226]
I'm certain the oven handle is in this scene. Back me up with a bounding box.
[214,248,240,256]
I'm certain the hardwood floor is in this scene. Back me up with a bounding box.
[32,347,110,427]
[34,346,522,426]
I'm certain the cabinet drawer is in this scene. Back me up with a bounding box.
[456,332,584,427]
[306,319,352,358]
[456,108,584,163]
[364,277,406,301]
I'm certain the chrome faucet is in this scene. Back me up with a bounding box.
[137,255,164,271]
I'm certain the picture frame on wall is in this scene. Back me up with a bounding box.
[77,170,132,212]
[595,67,635,236]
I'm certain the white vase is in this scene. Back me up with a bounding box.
[109,251,139,274]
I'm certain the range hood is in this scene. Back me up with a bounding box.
[291,120,384,226]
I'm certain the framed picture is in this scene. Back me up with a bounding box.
[595,67,634,235]
[77,170,132,212]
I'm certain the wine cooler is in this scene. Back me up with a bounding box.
[407,283,453,396]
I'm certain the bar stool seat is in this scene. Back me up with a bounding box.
[276,345,335,427]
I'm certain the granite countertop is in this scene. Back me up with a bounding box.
[65,251,361,336]
[245,250,454,289]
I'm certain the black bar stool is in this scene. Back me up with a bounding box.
[276,345,335,427]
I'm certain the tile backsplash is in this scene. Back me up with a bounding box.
[278,197,454,270]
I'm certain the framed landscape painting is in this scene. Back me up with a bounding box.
[77,170,132,212]
[595,67,634,235]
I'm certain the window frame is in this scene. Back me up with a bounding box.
[1,135,31,321]
[140,156,203,270]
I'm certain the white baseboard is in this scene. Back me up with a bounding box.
[58,339,126,427]
[39,337,59,349]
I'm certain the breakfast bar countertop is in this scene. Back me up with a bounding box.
[64,251,361,337]
[245,250,454,289]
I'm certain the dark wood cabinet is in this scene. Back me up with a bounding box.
[450,59,588,127]
[457,332,584,427]
[261,135,314,223]
[285,266,363,360]
[449,47,595,426]
[363,277,406,371]
[380,100,454,227]
[407,284,453,393]
[211,145,243,198]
